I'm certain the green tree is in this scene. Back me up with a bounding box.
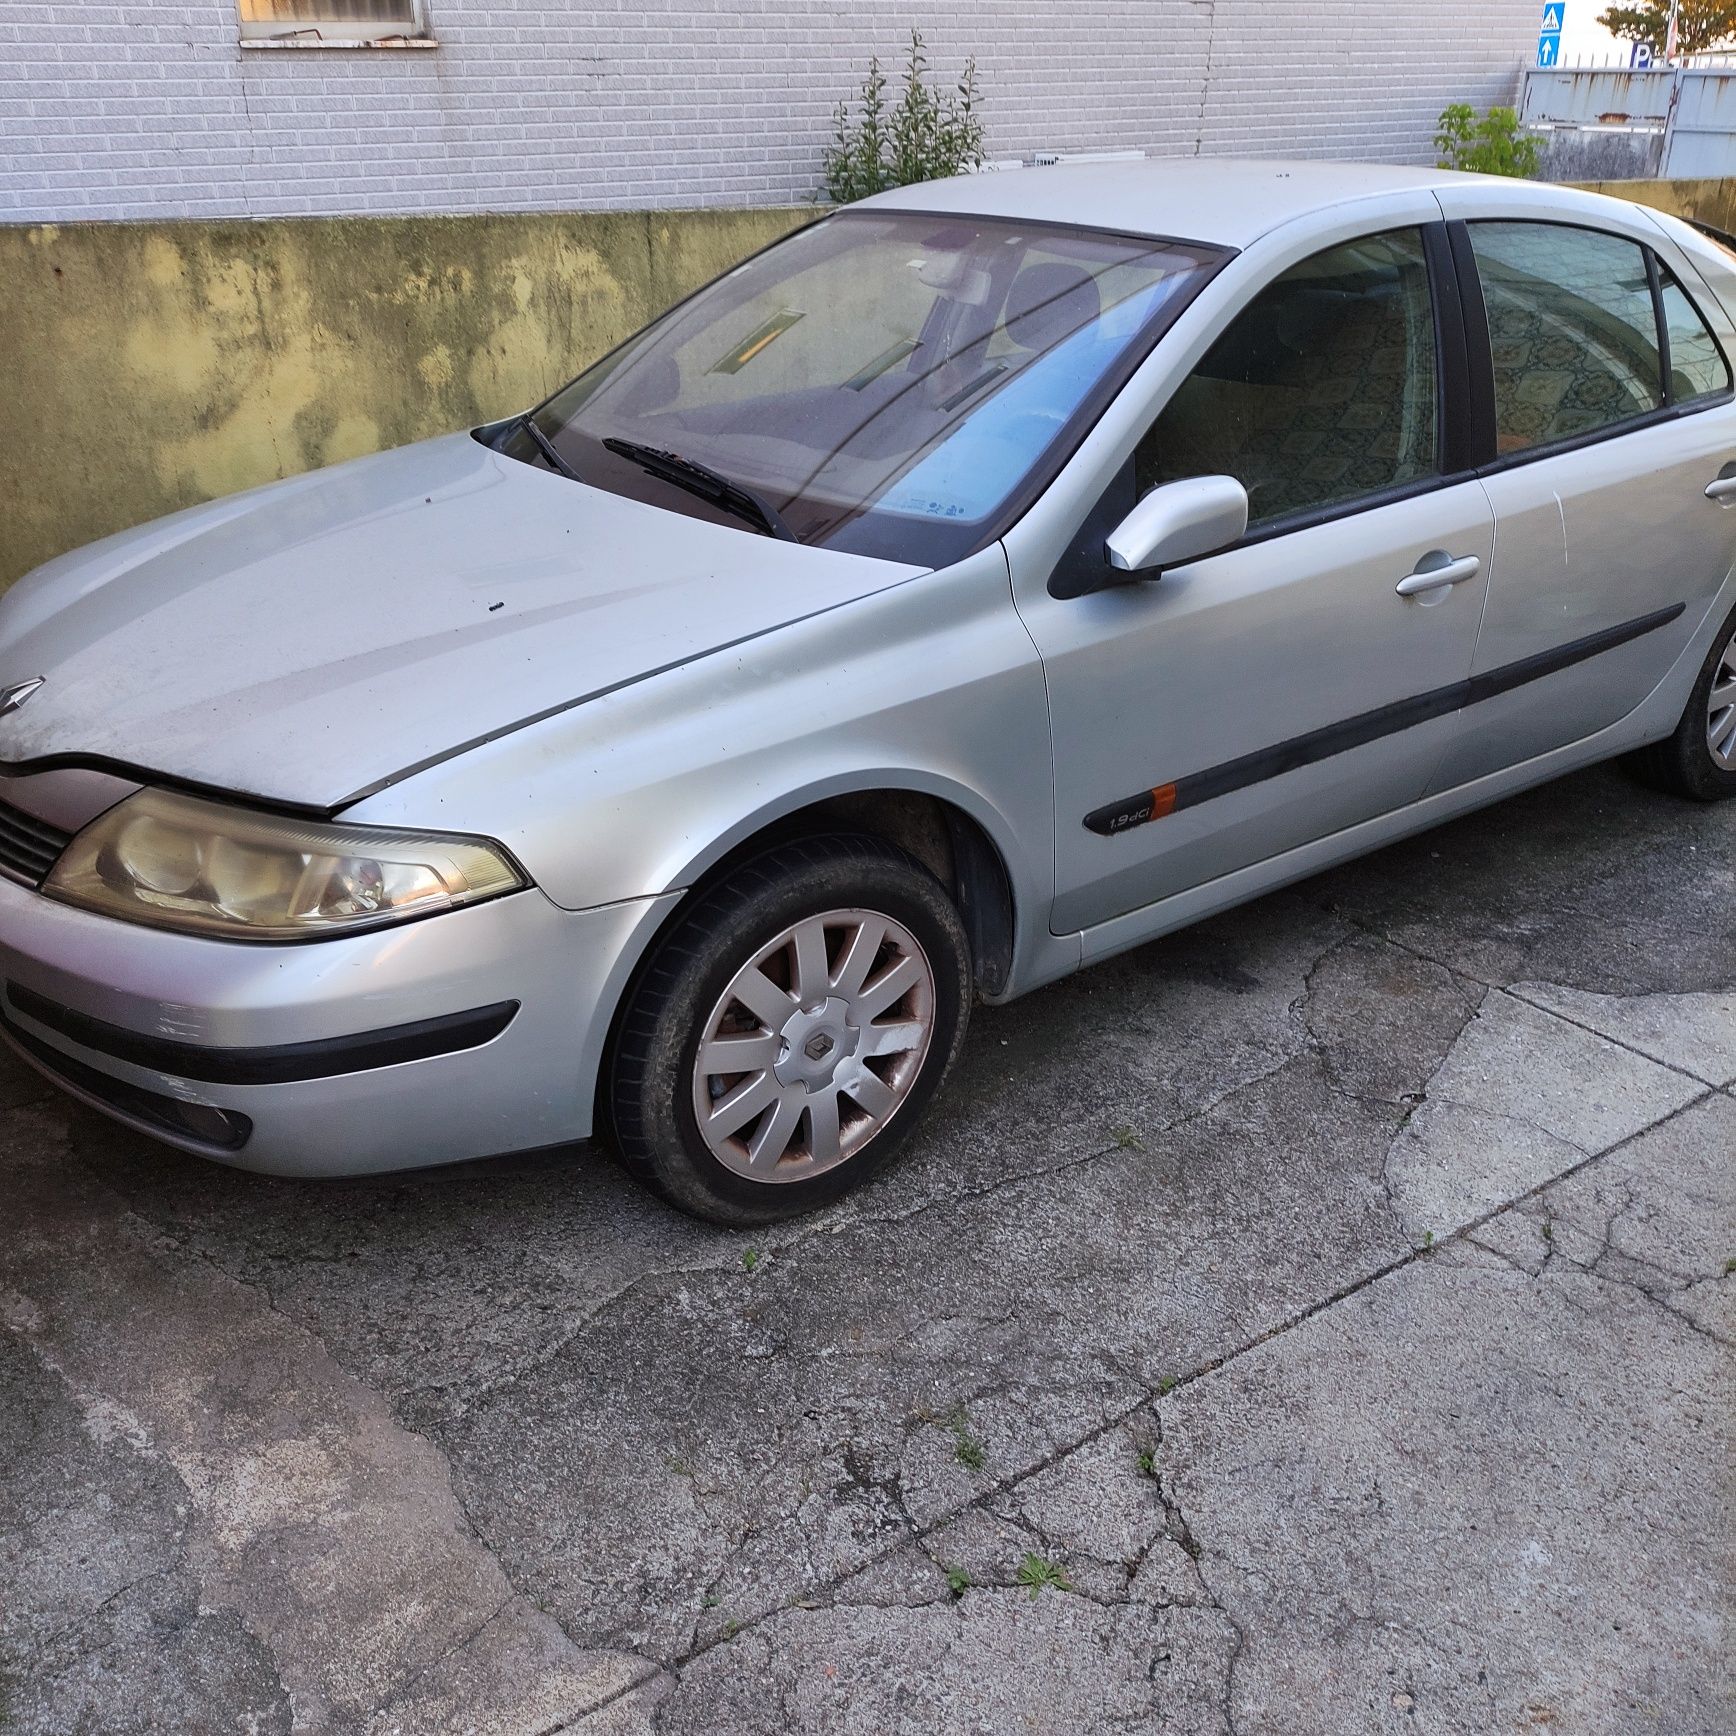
[1597,2,1736,54]
[1435,104,1541,177]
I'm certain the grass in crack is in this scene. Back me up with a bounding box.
[1111,1125,1143,1150]
[946,1403,987,1471]
[944,1564,972,1598]
[1015,1552,1072,1598]
[1136,1448,1158,1477]
[742,1247,762,1273]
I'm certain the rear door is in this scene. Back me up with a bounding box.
[1426,196,1736,790]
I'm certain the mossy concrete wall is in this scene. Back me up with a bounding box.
[0,207,806,589]
[3,180,1732,591]
[1569,176,1736,234]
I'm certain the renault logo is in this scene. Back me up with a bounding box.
[0,677,43,716]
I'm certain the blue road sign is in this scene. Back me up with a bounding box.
[1538,2,1564,67]
[1631,41,1654,68]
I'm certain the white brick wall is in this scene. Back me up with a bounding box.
[1,1,1540,221]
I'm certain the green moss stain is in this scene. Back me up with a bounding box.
[8,187,1731,591]
[0,206,805,588]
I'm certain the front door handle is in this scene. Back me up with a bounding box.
[1396,552,1482,597]
[1705,468,1736,501]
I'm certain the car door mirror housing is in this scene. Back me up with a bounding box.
[1104,476,1249,576]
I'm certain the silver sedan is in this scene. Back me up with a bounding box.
[1,159,1732,1222]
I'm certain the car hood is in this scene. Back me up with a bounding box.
[0,434,925,810]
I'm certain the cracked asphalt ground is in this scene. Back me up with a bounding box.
[2,762,1732,1736]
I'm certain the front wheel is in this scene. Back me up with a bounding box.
[606,835,971,1224]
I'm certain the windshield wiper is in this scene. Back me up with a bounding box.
[602,437,797,542]
[517,412,585,483]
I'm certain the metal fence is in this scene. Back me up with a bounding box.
[1522,64,1736,179]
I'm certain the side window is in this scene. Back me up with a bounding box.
[1136,229,1438,531]
[1469,222,1662,453]
[1658,264,1733,404]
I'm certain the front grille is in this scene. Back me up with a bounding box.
[0,798,73,886]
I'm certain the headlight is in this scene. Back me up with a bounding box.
[44,787,525,940]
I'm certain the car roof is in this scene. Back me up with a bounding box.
[857,156,1553,249]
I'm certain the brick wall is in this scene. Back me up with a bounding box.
[3,1,1539,221]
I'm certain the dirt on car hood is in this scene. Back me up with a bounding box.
[0,434,925,810]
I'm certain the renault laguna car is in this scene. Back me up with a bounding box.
[1,159,1733,1223]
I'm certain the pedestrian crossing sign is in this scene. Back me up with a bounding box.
[1538,4,1564,67]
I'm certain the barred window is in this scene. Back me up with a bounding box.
[238,0,432,45]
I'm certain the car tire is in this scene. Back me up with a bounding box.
[1627,603,1736,801]
[606,834,972,1225]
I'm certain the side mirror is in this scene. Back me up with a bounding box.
[1104,475,1249,576]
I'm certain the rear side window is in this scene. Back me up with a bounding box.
[1136,228,1439,530]
[1470,221,1663,453]
[1659,264,1733,403]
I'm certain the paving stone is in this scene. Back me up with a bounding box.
[1292,929,1483,1106]
[654,1595,1241,1735]
[1382,991,1705,1240]
[1315,766,1736,995]
[1510,981,1736,1086]
[0,1333,293,1736]
[1479,1090,1736,1345]
[0,1111,653,1736]
[1157,1231,1733,1735]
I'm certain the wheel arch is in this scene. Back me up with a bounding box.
[591,781,1019,1142]
[703,790,1012,991]
[660,774,1021,986]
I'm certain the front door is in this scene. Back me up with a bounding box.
[1010,223,1493,936]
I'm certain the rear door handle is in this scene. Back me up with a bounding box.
[1705,471,1736,501]
[1396,553,1482,597]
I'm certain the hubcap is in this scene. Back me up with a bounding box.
[1708,629,1736,770]
[691,908,936,1183]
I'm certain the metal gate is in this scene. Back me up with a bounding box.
[1522,64,1736,179]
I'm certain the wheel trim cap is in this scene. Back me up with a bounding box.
[691,907,936,1184]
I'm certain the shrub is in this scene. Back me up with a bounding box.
[1435,103,1540,178]
[822,31,986,204]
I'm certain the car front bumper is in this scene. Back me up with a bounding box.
[0,872,679,1176]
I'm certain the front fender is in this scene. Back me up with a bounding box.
[347,543,1057,957]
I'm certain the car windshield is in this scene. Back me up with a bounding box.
[498,210,1225,564]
